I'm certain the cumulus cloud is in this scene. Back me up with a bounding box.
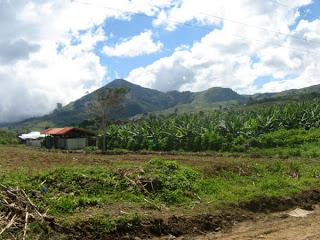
[0,0,173,123]
[0,39,40,64]
[0,0,108,123]
[0,31,106,123]
[128,0,319,94]
[103,31,163,57]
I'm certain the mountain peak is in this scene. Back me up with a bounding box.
[105,79,136,88]
[196,86,246,104]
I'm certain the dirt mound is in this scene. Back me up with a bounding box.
[241,190,320,213]
[63,210,251,240]
[53,190,320,239]
[148,211,250,236]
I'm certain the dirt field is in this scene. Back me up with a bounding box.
[0,145,258,170]
[1,145,320,239]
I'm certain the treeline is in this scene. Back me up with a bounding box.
[0,130,18,145]
[104,100,320,152]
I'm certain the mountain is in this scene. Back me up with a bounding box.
[7,79,195,130]
[104,79,194,116]
[5,79,320,131]
[154,87,247,115]
[251,84,320,103]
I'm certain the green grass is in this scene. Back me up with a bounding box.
[199,159,320,207]
[248,140,320,158]
[1,160,201,216]
[2,158,320,215]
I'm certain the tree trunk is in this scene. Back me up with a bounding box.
[102,133,107,153]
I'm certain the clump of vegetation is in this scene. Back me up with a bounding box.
[85,213,141,237]
[0,129,18,144]
[11,160,201,215]
[143,159,201,204]
[104,100,320,152]
[35,167,139,215]
[249,128,320,148]
[83,146,99,153]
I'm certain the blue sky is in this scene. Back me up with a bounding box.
[300,0,320,21]
[96,14,213,83]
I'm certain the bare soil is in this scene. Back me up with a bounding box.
[55,191,320,240]
[0,145,257,170]
[193,205,320,240]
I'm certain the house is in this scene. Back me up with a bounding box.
[19,131,46,147]
[40,128,96,150]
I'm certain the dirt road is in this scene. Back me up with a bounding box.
[194,206,320,240]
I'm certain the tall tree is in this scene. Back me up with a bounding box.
[86,87,128,152]
[53,103,63,113]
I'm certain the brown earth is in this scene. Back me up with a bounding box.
[1,146,320,240]
[0,145,262,171]
[192,205,320,240]
[53,190,320,240]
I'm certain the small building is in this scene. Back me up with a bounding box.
[19,131,46,147]
[40,128,96,150]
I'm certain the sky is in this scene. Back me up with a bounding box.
[0,0,320,123]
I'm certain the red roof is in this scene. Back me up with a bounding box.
[40,128,94,136]
[41,128,73,135]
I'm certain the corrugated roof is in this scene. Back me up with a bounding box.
[41,128,74,135]
[40,127,97,136]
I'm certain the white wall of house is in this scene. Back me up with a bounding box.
[65,138,88,150]
[26,139,43,148]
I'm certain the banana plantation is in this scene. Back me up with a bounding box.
[104,100,320,152]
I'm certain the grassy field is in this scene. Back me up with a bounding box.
[1,145,320,239]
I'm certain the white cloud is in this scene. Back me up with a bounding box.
[0,30,106,123]
[153,0,311,31]
[128,34,258,92]
[103,30,163,57]
[0,0,174,123]
[128,0,319,94]
[259,56,320,93]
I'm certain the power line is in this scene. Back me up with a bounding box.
[73,0,320,46]
[196,10,320,46]
[269,0,319,20]
[71,0,320,57]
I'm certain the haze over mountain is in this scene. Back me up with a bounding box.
[3,79,320,131]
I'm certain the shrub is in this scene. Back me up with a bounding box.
[143,159,201,204]
[0,130,18,145]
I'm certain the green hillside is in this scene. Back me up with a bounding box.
[252,84,320,102]
[7,80,245,130]
[159,87,247,114]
